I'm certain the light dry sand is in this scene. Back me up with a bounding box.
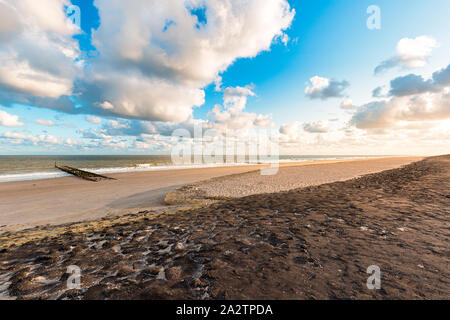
[0,165,264,233]
[0,157,421,233]
[189,157,424,198]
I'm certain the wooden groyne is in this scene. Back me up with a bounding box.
[55,163,116,182]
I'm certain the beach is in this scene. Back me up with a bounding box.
[2,155,449,300]
[1,0,449,306]
[0,157,420,233]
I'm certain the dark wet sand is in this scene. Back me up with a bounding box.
[0,155,448,300]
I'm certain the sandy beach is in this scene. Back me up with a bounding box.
[0,155,448,300]
[0,157,420,233]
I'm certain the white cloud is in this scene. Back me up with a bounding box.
[303,121,329,133]
[92,0,294,84]
[35,119,56,126]
[375,36,438,74]
[351,63,450,131]
[352,91,450,130]
[208,85,273,133]
[0,0,295,125]
[0,58,75,99]
[254,114,273,128]
[85,116,102,124]
[64,138,81,147]
[107,119,129,130]
[99,101,114,110]
[91,84,274,148]
[78,0,295,122]
[1,131,59,145]
[84,72,205,122]
[279,122,301,142]
[397,36,438,67]
[340,98,356,110]
[222,86,256,112]
[134,134,171,151]
[0,0,81,101]
[0,109,24,127]
[305,76,349,100]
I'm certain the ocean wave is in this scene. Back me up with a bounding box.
[0,162,255,183]
[0,171,70,183]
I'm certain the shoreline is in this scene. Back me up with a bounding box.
[0,156,421,234]
[0,155,410,183]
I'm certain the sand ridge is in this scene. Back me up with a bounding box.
[165,157,423,204]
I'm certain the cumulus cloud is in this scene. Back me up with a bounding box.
[279,122,301,143]
[388,74,434,97]
[85,116,102,124]
[81,117,198,140]
[350,101,394,129]
[0,109,24,127]
[35,119,56,127]
[432,63,450,86]
[303,121,328,133]
[75,0,295,122]
[279,120,336,147]
[388,63,450,97]
[1,131,59,145]
[208,85,274,133]
[372,86,387,98]
[99,101,114,110]
[305,76,349,100]
[0,0,295,124]
[340,98,356,110]
[92,0,293,84]
[0,0,81,102]
[351,92,450,130]
[278,120,354,153]
[134,134,172,151]
[279,122,299,137]
[81,71,206,122]
[352,89,450,132]
[351,62,450,133]
[81,84,274,150]
[374,36,438,74]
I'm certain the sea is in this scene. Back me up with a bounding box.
[0,155,389,183]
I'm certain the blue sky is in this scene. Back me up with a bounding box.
[0,0,449,155]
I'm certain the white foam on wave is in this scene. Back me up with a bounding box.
[0,171,70,183]
[0,162,255,183]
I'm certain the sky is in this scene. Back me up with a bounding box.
[0,0,449,155]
